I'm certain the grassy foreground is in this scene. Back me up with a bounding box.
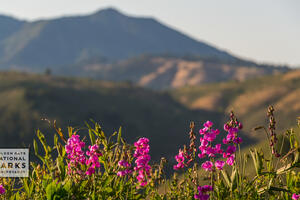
[0,106,299,200]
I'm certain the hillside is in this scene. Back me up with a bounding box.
[171,70,300,140]
[0,15,24,41]
[0,71,233,160]
[0,8,236,70]
[59,55,289,89]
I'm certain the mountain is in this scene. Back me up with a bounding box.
[0,8,237,70]
[0,15,24,41]
[171,69,300,140]
[59,55,289,89]
[0,71,231,160]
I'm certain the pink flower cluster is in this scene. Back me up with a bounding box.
[65,134,103,176]
[134,137,151,187]
[222,124,243,166]
[85,144,102,176]
[293,193,300,200]
[117,160,132,177]
[173,149,185,170]
[223,126,242,145]
[0,184,5,195]
[198,121,226,171]
[194,185,213,200]
[173,120,243,172]
[65,135,86,174]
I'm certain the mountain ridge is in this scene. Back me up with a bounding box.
[59,55,289,89]
[0,8,237,69]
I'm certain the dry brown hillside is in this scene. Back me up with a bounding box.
[61,56,288,90]
[171,70,300,140]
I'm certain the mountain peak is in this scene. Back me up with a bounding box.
[92,7,125,17]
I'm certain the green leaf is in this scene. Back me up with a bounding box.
[117,127,122,144]
[230,167,237,190]
[33,139,38,155]
[63,180,72,192]
[221,170,231,188]
[36,129,49,155]
[46,182,57,200]
[23,178,30,196]
[250,148,264,175]
[105,187,113,194]
[54,134,58,147]
[89,130,96,145]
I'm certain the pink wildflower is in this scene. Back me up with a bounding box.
[206,147,216,157]
[224,123,230,131]
[85,144,102,176]
[203,121,213,128]
[215,160,225,170]
[292,194,300,200]
[117,160,132,177]
[214,144,223,154]
[65,134,86,174]
[0,185,5,195]
[233,137,243,144]
[199,128,207,135]
[226,155,235,166]
[201,161,213,171]
[174,149,185,170]
[204,132,216,142]
[194,185,213,200]
[134,138,151,186]
[224,145,236,158]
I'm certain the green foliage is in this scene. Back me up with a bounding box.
[0,109,299,200]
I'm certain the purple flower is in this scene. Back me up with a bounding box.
[174,149,185,170]
[194,185,213,200]
[226,155,235,166]
[194,193,209,200]
[212,129,220,135]
[214,144,223,154]
[0,185,5,195]
[201,161,213,171]
[223,145,236,158]
[200,138,208,147]
[226,132,235,141]
[215,160,225,170]
[292,194,300,200]
[203,121,213,128]
[85,144,102,176]
[198,153,206,158]
[224,123,230,131]
[206,147,216,157]
[118,160,130,168]
[117,171,126,177]
[86,167,95,176]
[134,138,151,186]
[223,138,230,144]
[238,122,243,129]
[117,168,133,177]
[203,132,216,142]
[65,134,86,175]
[199,128,207,135]
[199,185,213,193]
[233,137,243,144]
[228,127,238,135]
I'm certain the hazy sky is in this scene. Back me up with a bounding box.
[1,0,299,66]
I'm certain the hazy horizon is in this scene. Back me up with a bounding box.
[1,0,299,67]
